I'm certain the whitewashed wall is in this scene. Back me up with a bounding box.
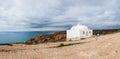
[67,30,81,41]
[67,30,93,41]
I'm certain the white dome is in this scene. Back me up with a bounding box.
[71,23,88,30]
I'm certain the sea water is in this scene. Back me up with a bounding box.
[0,31,56,44]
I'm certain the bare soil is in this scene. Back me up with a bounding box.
[0,32,120,59]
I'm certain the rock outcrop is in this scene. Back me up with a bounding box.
[25,32,66,44]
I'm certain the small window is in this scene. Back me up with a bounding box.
[83,31,85,34]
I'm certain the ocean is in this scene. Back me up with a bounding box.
[0,31,57,44]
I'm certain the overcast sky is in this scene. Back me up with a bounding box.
[0,0,120,31]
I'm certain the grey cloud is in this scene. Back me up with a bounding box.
[0,0,120,31]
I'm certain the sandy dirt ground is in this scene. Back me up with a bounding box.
[0,32,120,59]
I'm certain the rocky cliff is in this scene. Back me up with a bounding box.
[25,31,66,44]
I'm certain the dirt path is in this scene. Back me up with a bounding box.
[0,32,120,59]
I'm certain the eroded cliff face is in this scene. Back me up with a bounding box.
[25,32,66,44]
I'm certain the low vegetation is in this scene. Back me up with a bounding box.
[52,42,89,48]
[93,29,120,35]
[0,44,13,46]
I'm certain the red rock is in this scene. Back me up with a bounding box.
[25,32,66,44]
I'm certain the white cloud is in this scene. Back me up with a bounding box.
[0,27,67,32]
[0,0,119,31]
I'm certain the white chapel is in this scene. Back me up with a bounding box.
[66,23,93,41]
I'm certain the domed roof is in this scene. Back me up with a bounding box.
[71,23,88,30]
